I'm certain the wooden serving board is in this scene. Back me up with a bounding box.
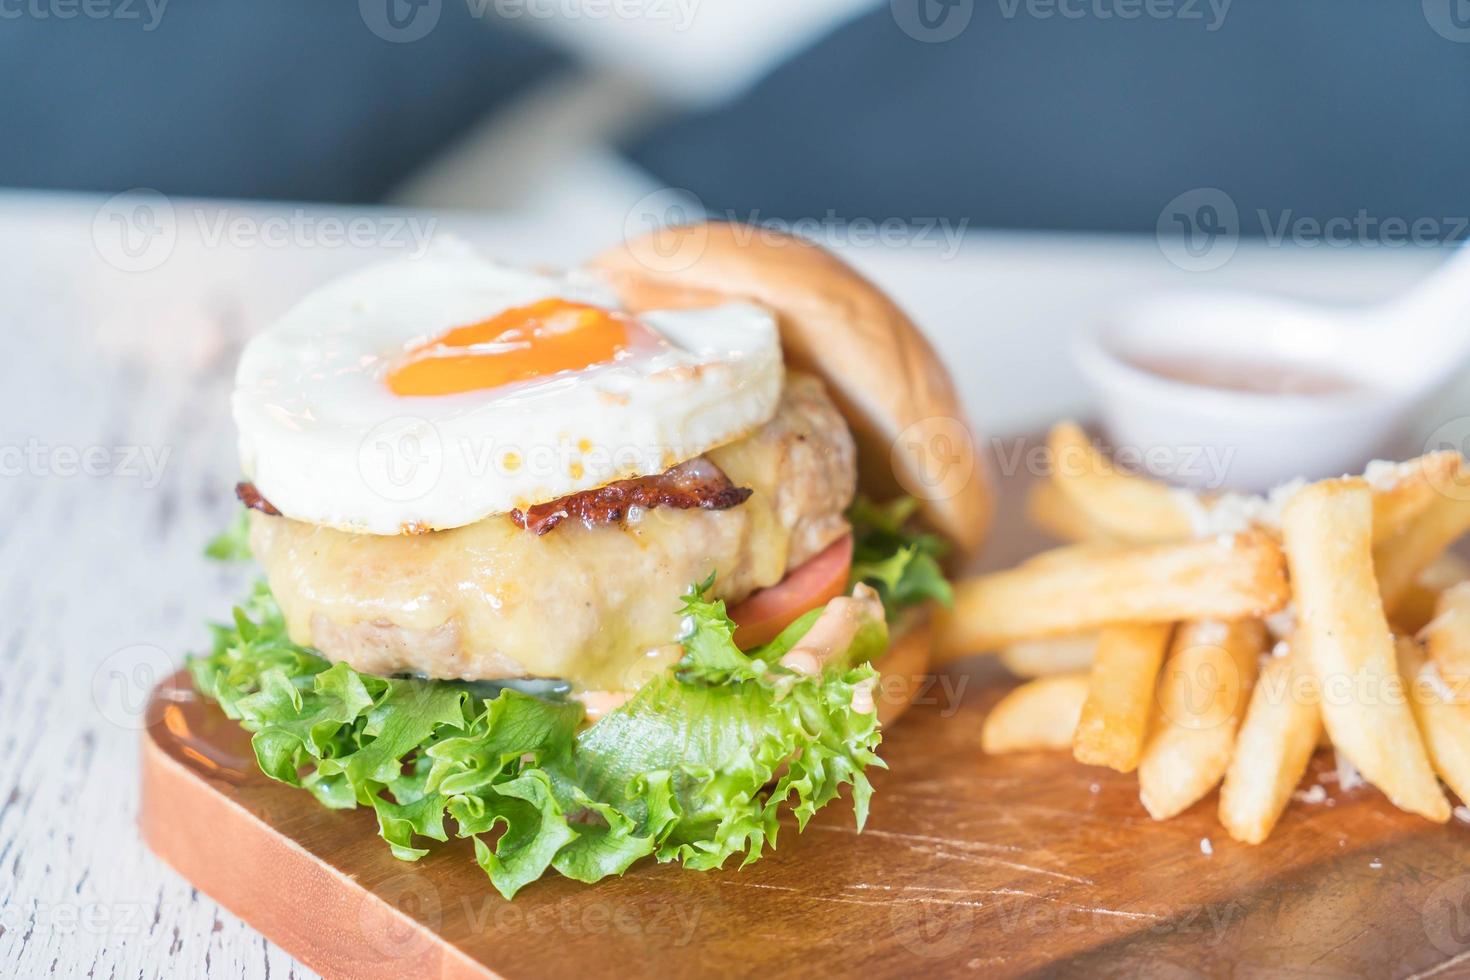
[140,451,1470,979]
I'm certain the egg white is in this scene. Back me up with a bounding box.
[232,239,784,534]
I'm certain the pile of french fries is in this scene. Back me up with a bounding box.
[936,421,1470,844]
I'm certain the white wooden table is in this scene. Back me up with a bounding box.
[0,190,1453,978]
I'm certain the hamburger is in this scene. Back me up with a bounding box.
[193,222,991,898]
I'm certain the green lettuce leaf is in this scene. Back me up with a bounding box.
[189,577,884,900]
[848,495,954,614]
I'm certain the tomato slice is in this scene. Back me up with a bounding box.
[728,534,853,649]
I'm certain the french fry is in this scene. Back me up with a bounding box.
[1025,480,1117,544]
[1218,646,1322,844]
[1425,581,1470,701]
[1073,623,1175,772]
[934,532,1289,660]
[1047,421,1196,544]
[1393,552,1470,635]
[1369,452,1463,544]
[999,634,1097,678]
[1399,637,1470,805]
[1282,479,1449,822]
[981,673,1090,753]
[1374,492,1470,618]
[1138,619,1266,820]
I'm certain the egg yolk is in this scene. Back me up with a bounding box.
[387,298,655,396]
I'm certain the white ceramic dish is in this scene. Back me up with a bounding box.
[1075,246,1470,491]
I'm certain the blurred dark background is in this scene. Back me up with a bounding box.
[3,0,1467,237]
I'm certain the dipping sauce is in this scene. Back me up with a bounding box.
[1126,353,1364,396]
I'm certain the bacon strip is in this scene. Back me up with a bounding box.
[510,457,752,535]
[235,481,280,516]
[236,458,752,535]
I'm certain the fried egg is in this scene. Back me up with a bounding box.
[232,239,784,534]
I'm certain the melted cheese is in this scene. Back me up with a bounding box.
[250,375,855,691]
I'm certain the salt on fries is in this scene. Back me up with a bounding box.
[963,422,1470,845]
[1368,452,1463,544]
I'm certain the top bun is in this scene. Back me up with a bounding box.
[590,221,992,562]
